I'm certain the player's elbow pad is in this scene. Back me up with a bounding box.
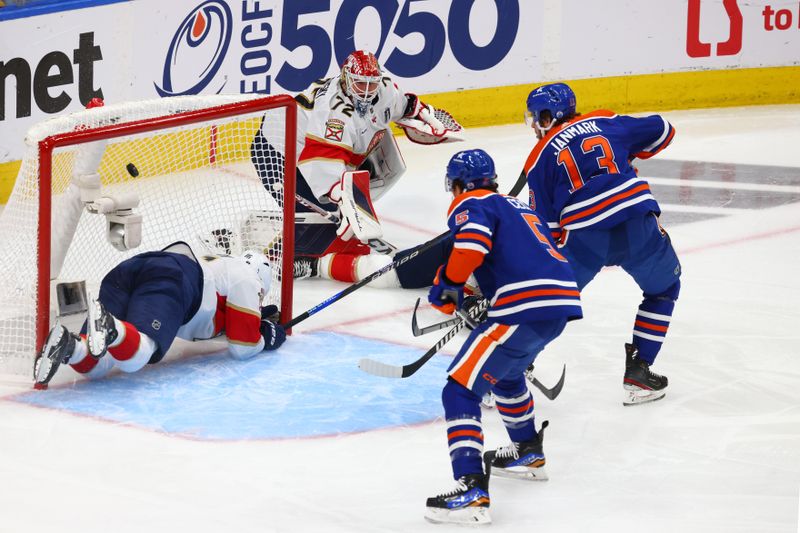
[260,320,286,351]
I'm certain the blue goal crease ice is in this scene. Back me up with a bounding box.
[14,331,450,440]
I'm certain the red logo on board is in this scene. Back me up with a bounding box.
[686,0,743,57]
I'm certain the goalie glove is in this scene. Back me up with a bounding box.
[403,94,445,135]
[428,266,464,315]
[260,320,286,351]
[327,170,384,244]
[397,94,464,145]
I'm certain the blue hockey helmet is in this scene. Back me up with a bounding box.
[525,83,576,130]
[445,149,497,192]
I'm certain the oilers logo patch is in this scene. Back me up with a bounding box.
[455,210,469,225]
[325,119,345,142]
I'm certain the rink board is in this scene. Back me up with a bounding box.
[12,331,450,440]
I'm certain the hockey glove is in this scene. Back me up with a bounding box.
[461,295,488,331]
[404,94,444,135]
[261,304,279,323]
[428,266,464,315]
[260,320,286,351]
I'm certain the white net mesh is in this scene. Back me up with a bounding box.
[0,95,293,376]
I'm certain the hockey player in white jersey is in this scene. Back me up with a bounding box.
[251,50,461,290]
[33,242,286,388]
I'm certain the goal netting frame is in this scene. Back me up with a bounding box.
[0,94,297,377]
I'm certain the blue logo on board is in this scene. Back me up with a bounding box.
[155,1,233,96]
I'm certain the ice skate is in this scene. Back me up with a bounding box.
[87,298,118,358]
[33,322,78,389]
[293,257,318,280]
[623,343,667,406]
[484,421,549,481]
[425,473,491,525]
[480,392,496,409]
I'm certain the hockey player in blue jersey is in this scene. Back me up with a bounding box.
[424,149,582,525]
[33,242,286,388]
[523,82,681,405]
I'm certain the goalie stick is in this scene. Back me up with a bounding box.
[283,170,528,329]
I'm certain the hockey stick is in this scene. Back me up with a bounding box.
[526,364,567,401]
[411,295,485,336]
[359,314,467,378]
[283,170,528,329]
[411,298,459,336]
[283,231,448,329]
[360,301,485,378]
[292,193,398,255]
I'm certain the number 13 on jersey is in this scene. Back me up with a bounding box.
[557,135,620,192]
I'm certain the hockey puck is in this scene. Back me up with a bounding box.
[126,162,139,177]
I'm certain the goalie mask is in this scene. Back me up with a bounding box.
[241,250,272,304]
[341,50,382,117]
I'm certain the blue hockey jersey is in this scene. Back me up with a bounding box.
[444,190,582,324]
[523,110,675,240]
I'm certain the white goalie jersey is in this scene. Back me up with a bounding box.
[293,75,409,202]
[177,256,266,360]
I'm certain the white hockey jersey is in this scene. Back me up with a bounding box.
[294,75,409,201]
[176,255,265,360]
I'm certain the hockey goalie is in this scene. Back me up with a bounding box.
[250,50,464,289]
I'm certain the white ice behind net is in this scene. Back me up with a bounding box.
[0,95,290,376]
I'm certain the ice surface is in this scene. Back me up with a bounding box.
[0,105,799,533]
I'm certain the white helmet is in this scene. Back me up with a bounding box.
[241,250,272,302]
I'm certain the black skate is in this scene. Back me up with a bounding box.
[623,343,668,406]
[293,257,318,280]
[33,322,78,389]
[484,421,549,481]
[425,473,491,525]
[87,298,118,358]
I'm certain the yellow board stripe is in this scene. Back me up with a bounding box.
[3,66,799,205]
[419,65,800,128]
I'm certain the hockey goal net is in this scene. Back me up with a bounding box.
[0,94,296,377]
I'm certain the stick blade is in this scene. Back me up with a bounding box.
[532,364,566,401]
[358,358,403,378]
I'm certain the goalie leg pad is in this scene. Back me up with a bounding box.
[338,170,383,242]
[317,252,400,288]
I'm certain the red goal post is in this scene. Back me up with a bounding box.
[0,94,297,377]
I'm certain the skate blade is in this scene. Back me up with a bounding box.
[86,298,107,358]
[424,506,491,526]
[623,385,666,406]
[491,465,549,481]
[480,393,495,409]
[33,324,66,388]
